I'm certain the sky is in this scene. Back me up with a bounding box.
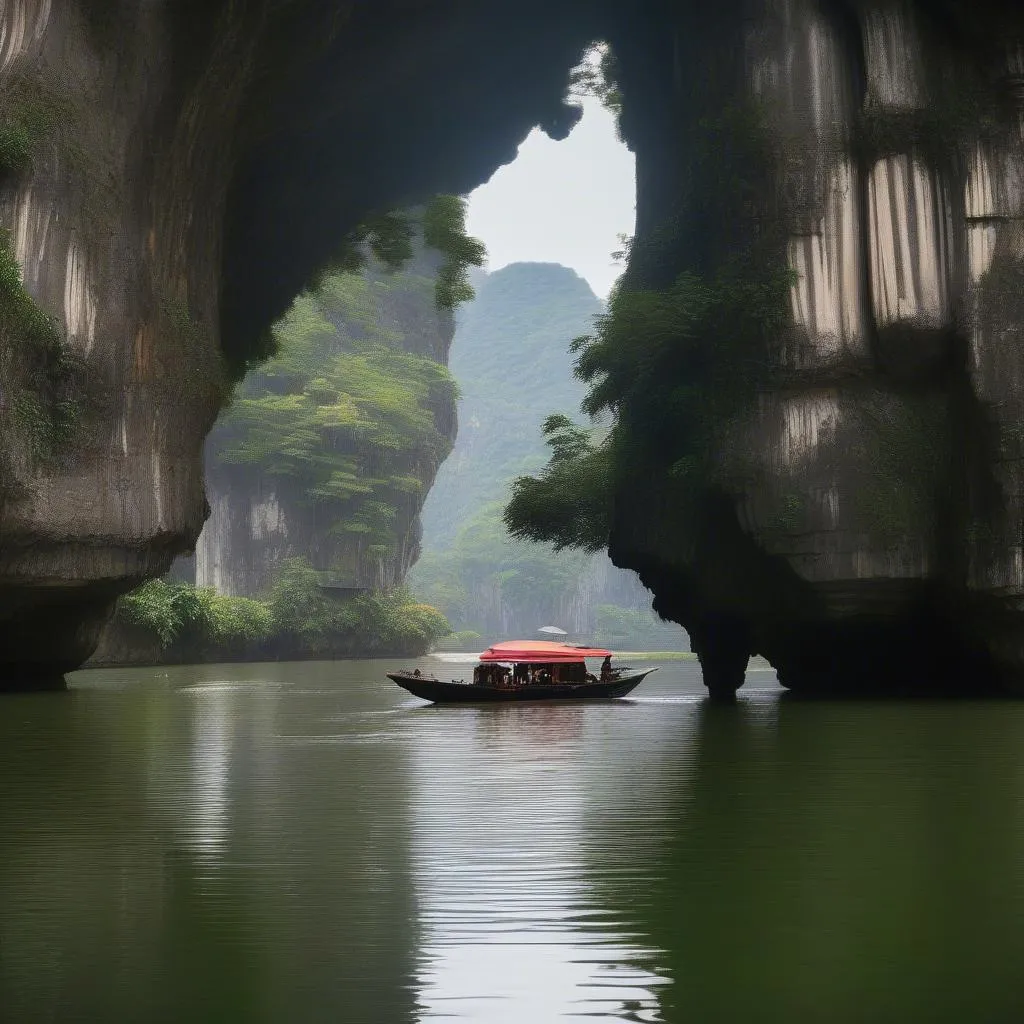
[465,95,636,300]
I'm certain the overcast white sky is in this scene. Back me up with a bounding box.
[465,95,636,300]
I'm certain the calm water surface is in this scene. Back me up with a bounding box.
[1,658,1023,1022]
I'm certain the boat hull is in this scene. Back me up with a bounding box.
[387,670,656,703]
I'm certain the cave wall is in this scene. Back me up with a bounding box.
[0,0,600,683]
[0,0,252,679]
[605,0,1024,694]
[5,0,1024,691]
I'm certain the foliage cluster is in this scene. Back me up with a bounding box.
[310,198,483,314]
[422,195,488,310]
[267,557,450,654]
[503,255,795,552]
[410,262,678,643]
[212,269,460,565]
[120,558,450,658]
[0,102,57,176]
[0,231,79,461]
[568,43,623,121]
[121,579,273,649]
[230,196,483,382]
[499,86,802,558]
[503,415,611,552]
[0,74,68,179]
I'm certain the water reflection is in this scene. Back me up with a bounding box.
[186,687,235,860]
[1,660,1022,1022]
[590,698,1024,1023]
[409,703,671,1022]
[0,664,421,1024]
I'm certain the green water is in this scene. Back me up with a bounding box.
[1,658,1022,1023]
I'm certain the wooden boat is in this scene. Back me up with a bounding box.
[388,640,657,704]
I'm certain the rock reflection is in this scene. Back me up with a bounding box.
[594,699,1024,1023]
[0,664,422,1024]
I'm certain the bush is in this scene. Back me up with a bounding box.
[118,561,449,661]
[119,579,210,649]
[207,594,274,645]
[267,557,334,639]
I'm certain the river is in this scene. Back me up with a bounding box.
[1,657,1023,1022]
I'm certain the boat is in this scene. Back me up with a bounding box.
[388,640,657,704]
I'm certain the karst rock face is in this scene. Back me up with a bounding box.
[607,0,1024,696]
[2,0,1024,693]
[0,0,591,686]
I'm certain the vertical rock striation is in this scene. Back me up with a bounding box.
[0,0,596,685]
[605,0,1024,695]
[3,0,1024,693]
[0,0,251,682]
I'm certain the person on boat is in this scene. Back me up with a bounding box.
[600,655,613,681]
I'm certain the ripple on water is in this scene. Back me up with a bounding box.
[7,658,1024,1023]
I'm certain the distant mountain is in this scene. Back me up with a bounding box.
[419,262,601,547]
[410,262,689,648]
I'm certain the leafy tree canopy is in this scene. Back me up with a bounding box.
[211,260,462,561]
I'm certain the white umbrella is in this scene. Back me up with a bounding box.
[537,625,568,636]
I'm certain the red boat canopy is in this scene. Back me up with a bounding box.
[479,641,613,664]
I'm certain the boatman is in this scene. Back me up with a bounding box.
[600,655,612,681]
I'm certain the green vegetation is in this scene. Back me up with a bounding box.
[121,579,273,649]
[237,196,485,383]
[410,263,687,647]
[504,414,611,552]
[119,559,450,659]
[502,94,797,558]
[503,255,795,551]
[568,42,623,122]
[0,231,79,462]
[211,268,460,572]
[0,103,56,175]
[0,76,65,178]
[422,195,487,310]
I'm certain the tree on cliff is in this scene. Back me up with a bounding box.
[208,198,482,583]
[410,262,674,642]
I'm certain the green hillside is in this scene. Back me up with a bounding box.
[410,262,689,648]
[418,262,600,545]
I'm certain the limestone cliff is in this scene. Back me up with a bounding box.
[3,0,1024,694]
[0,0,592,685]
[195,239,457,598]
[604,0,1024,695]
